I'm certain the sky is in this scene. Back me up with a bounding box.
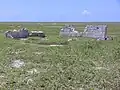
[0,0,120,22]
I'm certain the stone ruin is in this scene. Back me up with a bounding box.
[82,24,108,40]
[5,28,29,39]
[59,24,111,40]
[59,25,81,37]
[5,28,46,39]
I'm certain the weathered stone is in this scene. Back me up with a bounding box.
[59,25,80,37]
[5,28,29,39]
[82,25,108,40]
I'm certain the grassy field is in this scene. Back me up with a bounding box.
[0,22,120,90]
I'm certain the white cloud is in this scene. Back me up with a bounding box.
[82,9,91,16]
[51,20,55,22]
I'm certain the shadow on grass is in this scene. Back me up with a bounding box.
[24,37,69,45]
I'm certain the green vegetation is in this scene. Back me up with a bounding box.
[0,22,120,90]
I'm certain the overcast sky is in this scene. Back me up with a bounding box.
[0,0,120,22]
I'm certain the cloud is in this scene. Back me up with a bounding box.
[51,20,55,22]
[82,9,91,16]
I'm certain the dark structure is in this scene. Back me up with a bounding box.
[29,31,46,38]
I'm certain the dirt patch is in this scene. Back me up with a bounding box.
[49,45,63,47]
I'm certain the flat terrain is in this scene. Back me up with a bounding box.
[0,22,120,90]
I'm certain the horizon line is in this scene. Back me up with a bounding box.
[0,21,120,23]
